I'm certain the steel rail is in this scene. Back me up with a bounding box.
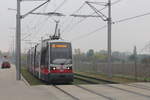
[53,85,80,100]
[75,85,114,100]
[104,84,150,99]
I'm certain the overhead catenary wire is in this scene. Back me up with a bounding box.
[62,0,122,35]
[87,0,122,6]
[71,10,150,42]
[60,2,86,27]
[23,0,150,43]
[53,0,68,12]
[111,0,122,5]
[22,1,50,38]
[23,0,121,40]
[113,11,150,24]
[62,6,107,34]
[22,0,68,41]
[61,3,86,33]
[71,25,107,42]
[30,0,68,40]
[35,0,68,32]
[23,0,120,40]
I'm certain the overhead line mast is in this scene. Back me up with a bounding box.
[70,0,113,77]
[16,0,50,80]
[108,0,112,78]
[16,0,21,80]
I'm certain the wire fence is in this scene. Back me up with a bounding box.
[73,56,150,79]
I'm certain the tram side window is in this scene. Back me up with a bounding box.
[35,52,40,67]
[41,48,48,66]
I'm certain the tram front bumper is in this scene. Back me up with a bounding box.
[49,73,74,82]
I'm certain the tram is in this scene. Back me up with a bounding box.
[27,35,73,83]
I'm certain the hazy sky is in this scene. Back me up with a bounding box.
[0,0,150,53]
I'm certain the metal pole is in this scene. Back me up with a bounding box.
[134,46,137,80]
[54,21,59,36]
[15,0,50,81]
[12,36,15,63]
[108,0,112,77]
[16,0,21,80]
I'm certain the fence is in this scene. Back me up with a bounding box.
[73,59,150,78]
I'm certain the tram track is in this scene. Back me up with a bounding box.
[134,83,150,89]
[104,84,150,99]
[53,85,80,100]
[74,73,150,99]
[53,73,117,100]
[53,84,115,100]
[126,84,150,91]
[74,85,114,100]
[46,73,150,100]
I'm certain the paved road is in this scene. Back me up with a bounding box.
[0,66,150,100]
[0,66,71,100]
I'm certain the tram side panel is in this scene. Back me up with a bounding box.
[34,44,41,78]
[40,42,49,81]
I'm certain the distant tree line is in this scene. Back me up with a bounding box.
[74,48,150,64]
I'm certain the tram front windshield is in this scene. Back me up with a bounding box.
[50,42,72,64]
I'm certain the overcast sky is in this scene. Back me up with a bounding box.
[0,0,150,53]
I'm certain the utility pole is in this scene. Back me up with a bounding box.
[107,0,112,78]
[16,0,21,80]
[16,0,50,80]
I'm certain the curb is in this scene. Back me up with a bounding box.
[21,74,30,87]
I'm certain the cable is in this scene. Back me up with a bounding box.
[71,25,107,42]
[70,11,150,42]
[62,6,107,34]
[33,0,68,34]
[112,0,122,5]
[22,32,34,41]
[113,12,150,24]
[61,17,74,33]
[22,2,49,38]
[62,0,120,35]
[22,0,67,40]
[61,3,86,33]
[73,2,86,14]
[54,0,67,12]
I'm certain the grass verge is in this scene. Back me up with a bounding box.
[21,68,46,86]
[114,74,150,82]
[75,71,141,83]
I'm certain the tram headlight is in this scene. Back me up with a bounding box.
[53,67,56,70]
[51,67,56,70]
[67,66,72,70]
[67,67,69,69]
